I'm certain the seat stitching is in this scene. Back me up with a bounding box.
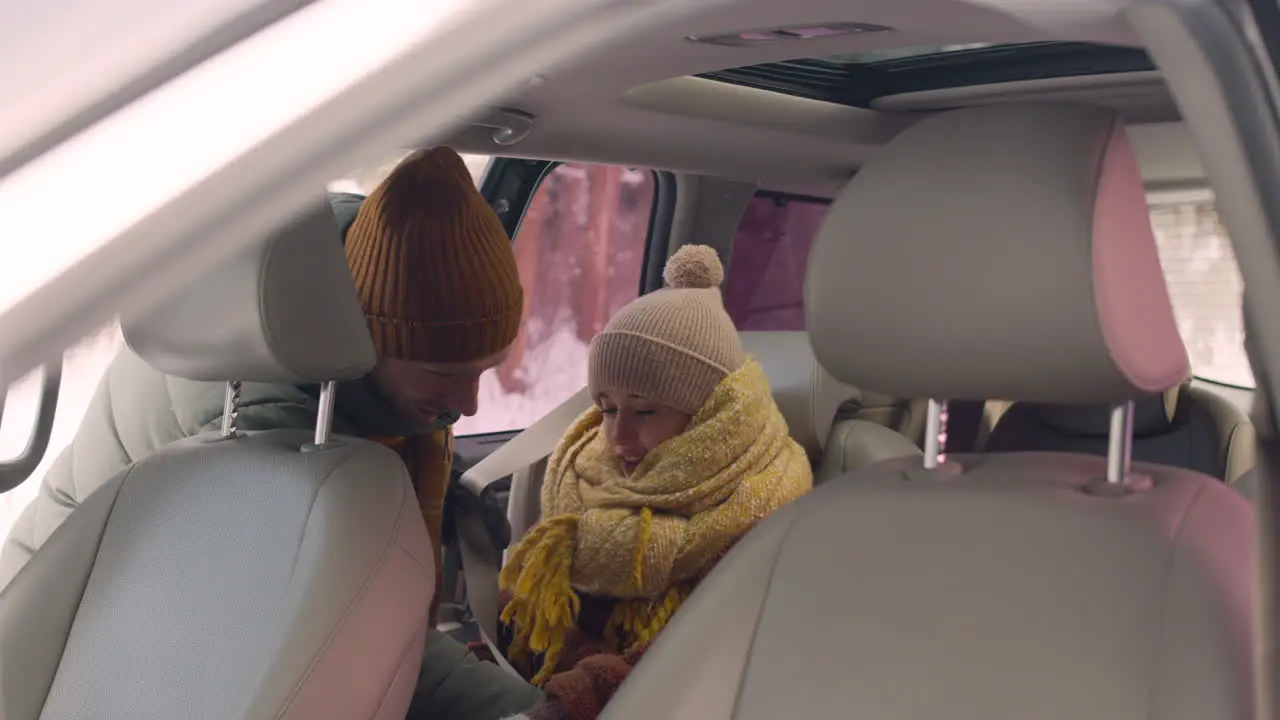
[808,358,822,455]
[1142,479,1207,720]
[1221,423,1246,484]
[729,504,807,714]
[274,450,423,718]
[34,465,136,717]
[368,620,429,720]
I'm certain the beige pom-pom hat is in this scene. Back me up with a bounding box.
[587,245,746,415]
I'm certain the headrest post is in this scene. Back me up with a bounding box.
[313,380,337,447]
[219,381,242,439]
[922,398,949,469]
[1105,401,1135,483]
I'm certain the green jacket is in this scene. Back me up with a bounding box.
[0,194,541,719]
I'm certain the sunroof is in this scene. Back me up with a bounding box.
[696,41,1156,108]
[825,43,1003,64]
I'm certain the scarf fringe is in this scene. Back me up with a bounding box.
[603,583,693,651]
[501,508,659,685]
[499,515,582,685]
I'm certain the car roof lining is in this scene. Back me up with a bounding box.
[425,0,1199,193]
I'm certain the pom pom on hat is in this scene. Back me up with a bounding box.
[663,245,724,289]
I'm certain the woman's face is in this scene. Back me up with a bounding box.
[598,392,692,475]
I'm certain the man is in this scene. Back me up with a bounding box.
[339,145,524,622]
[0,147,543,718]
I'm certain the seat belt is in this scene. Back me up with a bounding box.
[455,386,592,672]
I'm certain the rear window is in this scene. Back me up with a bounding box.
[722,189,1253,388]
[722,193,829,330]
[1148,192,1251,388]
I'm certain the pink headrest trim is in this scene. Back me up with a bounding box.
[1091,123,1190,391]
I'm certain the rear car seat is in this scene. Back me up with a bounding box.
[985,379,1255,486]
[456,329,922,649]
[603,103,1252,720]
[853,391,929,446]
[817,380,989,454]
[741,331,920,481]
[489,330,924,550]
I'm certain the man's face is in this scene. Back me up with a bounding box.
[369,348,510,426]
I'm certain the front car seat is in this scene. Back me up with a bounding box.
[603,103,1254,720]
[986,379,1255,486]
[0,203,434,719]
[740,331,920,480]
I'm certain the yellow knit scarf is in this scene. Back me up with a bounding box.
[499,358,813,684]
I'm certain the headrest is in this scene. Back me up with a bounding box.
[1032,385,1181,438]
[740,331,859,458]
[123,200,377,384]
[806,103,1189,404]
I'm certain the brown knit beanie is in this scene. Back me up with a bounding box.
[588,245,745,415]
[345,147,523,363]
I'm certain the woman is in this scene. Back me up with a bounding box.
[498,245,814,719]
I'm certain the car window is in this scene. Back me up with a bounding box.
[0,322,123,541]
[723,192,829,331]
[1148,192,1252,388]
[454,163,657,436]
[722,189,1254,388]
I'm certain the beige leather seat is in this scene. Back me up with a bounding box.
[604,104,1253,719]
[986,379,1256,486]
[852,390,930,446]
[741,331,920,481]
[0,203,434,719]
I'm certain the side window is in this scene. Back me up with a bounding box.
[1148,193,1253,388]
[0,323,123,539]
[723,192,830,330]
[454,163,657,436]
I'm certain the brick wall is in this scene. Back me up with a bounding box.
[1149,199,1252,387]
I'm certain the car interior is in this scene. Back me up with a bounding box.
[0,0,1275,717]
